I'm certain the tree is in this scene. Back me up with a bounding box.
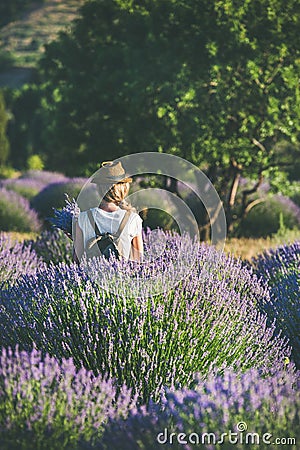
[32,0,300,232]
[6,85,44,170]
[0,91,10,167]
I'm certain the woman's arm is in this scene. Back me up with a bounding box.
[131,233,143,262]
[73,221,84,264]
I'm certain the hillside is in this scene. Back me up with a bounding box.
[0,0,84,88]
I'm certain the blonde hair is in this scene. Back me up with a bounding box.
[97,182,132,209]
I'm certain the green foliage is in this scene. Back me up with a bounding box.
[238,196,300,238]
[0,1,45,27]
[33,0,299,177]
[27,154,44,171]
[291,186,300,207]
[0,91,10,166]
[0,166,20,179]
[30,179,86,219]
[0,51,15,72]
[140,208,179,232]
[3,0,299,235]
[4,184,39,201]
[4,85,43,170]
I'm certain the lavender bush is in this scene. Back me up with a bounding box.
[0,188,41,232]
[0,234,44,287]
[0,177,46,200]
[0,346,136,450]
[252,241,300,368]
[100,368,300,450]
[0,233,295,403]
[31,178,87,220]
[25,229,73,265]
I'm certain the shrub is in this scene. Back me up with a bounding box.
[0,165,20,179]
[0,346,136,450]
[0,233,294,403]
[100,368,300,450]
[252,241,300,368]
[0,233,43,287]
[238,195,300,238]
[140,208,179,231]
[0,188,41,232]
[26,154,44,171]
[26,229,73,265]
[134,179,200,231]
[31,178,87,219]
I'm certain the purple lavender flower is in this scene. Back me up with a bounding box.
[0,177,46,199]
[0,346,136,449]
[100,368,300,450]
[19,170,67,184]
[0,187,41,232]
[26,228,74,265]
[1,233,295,405]
[48,194,80,238]
[252,241,300,368]
[0,233,44,287]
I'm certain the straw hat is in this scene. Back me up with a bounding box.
[91,161,132,184]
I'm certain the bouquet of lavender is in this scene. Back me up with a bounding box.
[48,194,80,239]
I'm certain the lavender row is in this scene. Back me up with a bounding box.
[252,241,300,367]
[0,234,44,287]
[0,346,136,450]
[0,187,42,232]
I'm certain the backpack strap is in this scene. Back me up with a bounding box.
[87,209,101,237]
[87,209,131,238]
[115,209,131,238]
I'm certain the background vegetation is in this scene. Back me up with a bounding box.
[0,0,299,241]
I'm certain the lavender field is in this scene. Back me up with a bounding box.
[0,171,299,449]
[1,0,300,446]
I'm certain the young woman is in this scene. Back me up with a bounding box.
[73,161,143,263]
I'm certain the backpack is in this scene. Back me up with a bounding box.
[85,209,131,260]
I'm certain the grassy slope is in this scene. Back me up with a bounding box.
[0,0,84,87]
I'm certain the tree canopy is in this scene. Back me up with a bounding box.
[13,0,300,231]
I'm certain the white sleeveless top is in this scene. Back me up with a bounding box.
[77,207,143,260]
